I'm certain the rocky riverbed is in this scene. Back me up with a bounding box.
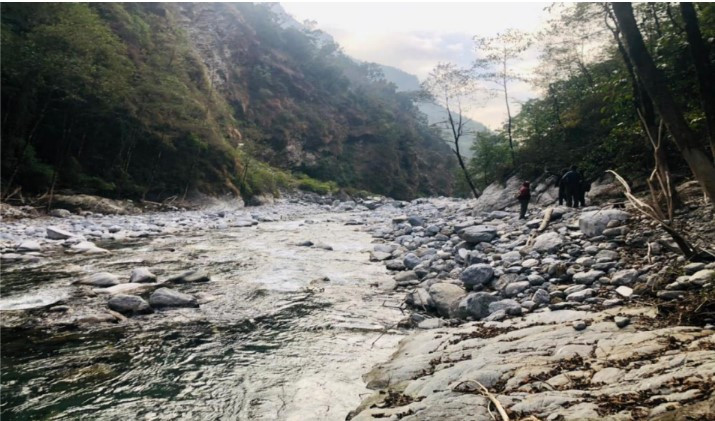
[1,190,714,420]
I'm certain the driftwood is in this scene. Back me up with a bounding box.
[607,170,711,260]
[538,207,553,232]
[452,380,509,421]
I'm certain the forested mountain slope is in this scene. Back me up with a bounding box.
[1,3,455,201]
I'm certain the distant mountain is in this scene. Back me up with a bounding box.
[378,65,488,159]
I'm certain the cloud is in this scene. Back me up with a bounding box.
[281,2,551,129]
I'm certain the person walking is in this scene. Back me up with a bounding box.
[517,181,531,219]
[561,165,582,208]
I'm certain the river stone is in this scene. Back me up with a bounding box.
[79,272,121,287]
[428,283,465,318]
[71,241,109,254]
[567,288,594,302]
[49,208,72,218]
[370,251,392,261]
[615,316,630,328]
[532,289,550,305]
[460,264,494,289]
[168,270,210,283]
[610,269,638,285]
[501,251,522,264]
[405,288,434,309]
[130,267,157,283]
[683,262,705,275]
[16,240,42,252]
[108,294,152,315]
[403,253,421,270]
[595,249,619,262]
[690,269,714,283]
[456,292,498,320]
[532,232,564,252]
[522,258,539,268]
[615,286,633,298]
[504,281,530,297]
[386,260,405,271]
[395,271,418,283]
[149,288,198,308]
[573,270,605,285]
[459,225,497,243]
[95,283,156,296]
[488,299,521,316]
[46,226,74,240]
[579,210,630,237]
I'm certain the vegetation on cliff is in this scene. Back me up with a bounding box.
[1,3,454,201]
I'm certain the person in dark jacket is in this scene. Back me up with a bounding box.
[556,168,568,206]
[517,181,531,219]
[578,172,589,207]
[561,165,582,208]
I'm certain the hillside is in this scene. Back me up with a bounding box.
[379,64,488,159]
[0,3,455,201]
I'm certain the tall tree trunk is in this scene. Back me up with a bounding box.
[503,63,516,166]
[446,99,480,199]
[604,5,681,207]
[612,2,715,204]
[680,2,715,159]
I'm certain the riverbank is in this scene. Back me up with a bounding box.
[1,190,713,419]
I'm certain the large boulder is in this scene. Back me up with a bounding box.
[532,232,564,253]
[579,210,630,237]
[456,292,499,320]
[149,288,198,308]
[459,225,497,244]
[108,294,152,315]
[472,176,523,212]
[459,264,494,289]
[428,283,466,318]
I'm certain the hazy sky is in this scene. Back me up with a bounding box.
[281,2,552,129]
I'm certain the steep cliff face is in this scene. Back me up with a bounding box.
[1,3,455,200]
[173,3,455,199]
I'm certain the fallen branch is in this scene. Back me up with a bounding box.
[607,170,704,259]
[452,380,509,421]
[538,207,553,232]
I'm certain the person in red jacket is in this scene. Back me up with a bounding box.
[517,181,531,219]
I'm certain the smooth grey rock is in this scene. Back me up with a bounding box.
[532,232,564,252]
[572,320,587,331]
[79,272,121,287]
[428,283,466,318]
[488,299,521,316]
[71,241,109,254]
[403,253,421,270]
[405,288,434,309]
[46,226,74,240]
[108,294,152,315]
[579,210,629,237]
[532,289,550,305]
[595,249,619,262]
[567,288,595,302]
[683,262,705,275]
[149,288,198,308]
[521,258,539,268]
[49,208,72,218]
[615,285,633,298]
[504,281,530,297]
[130,267,157,283]
[370,251,391,261]
[16,240,42,252]
[614,316,630,328]
[459,225,497,244]
[573,270,605,285]
[610,269,638,286]
[457,292,498,320]
[690,269,714,283]
[460,264,494,289]
[395,271,418,283]
[169,270,210,283]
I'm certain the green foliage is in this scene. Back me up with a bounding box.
[1,3,455,201]
[468,131,512,189]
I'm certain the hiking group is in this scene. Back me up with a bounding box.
[516,166,590,220]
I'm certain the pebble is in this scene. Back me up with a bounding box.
[572,320,587,331]
[615,316,630,328]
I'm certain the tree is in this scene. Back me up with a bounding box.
[680,2,715,159]
[474,29,531,165]
[469,131,510,189]
[422,63,481,199]
[612,2,715,203]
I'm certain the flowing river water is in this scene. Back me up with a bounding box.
[1,206,406,420]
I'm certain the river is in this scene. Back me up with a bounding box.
[1,205,406,420]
